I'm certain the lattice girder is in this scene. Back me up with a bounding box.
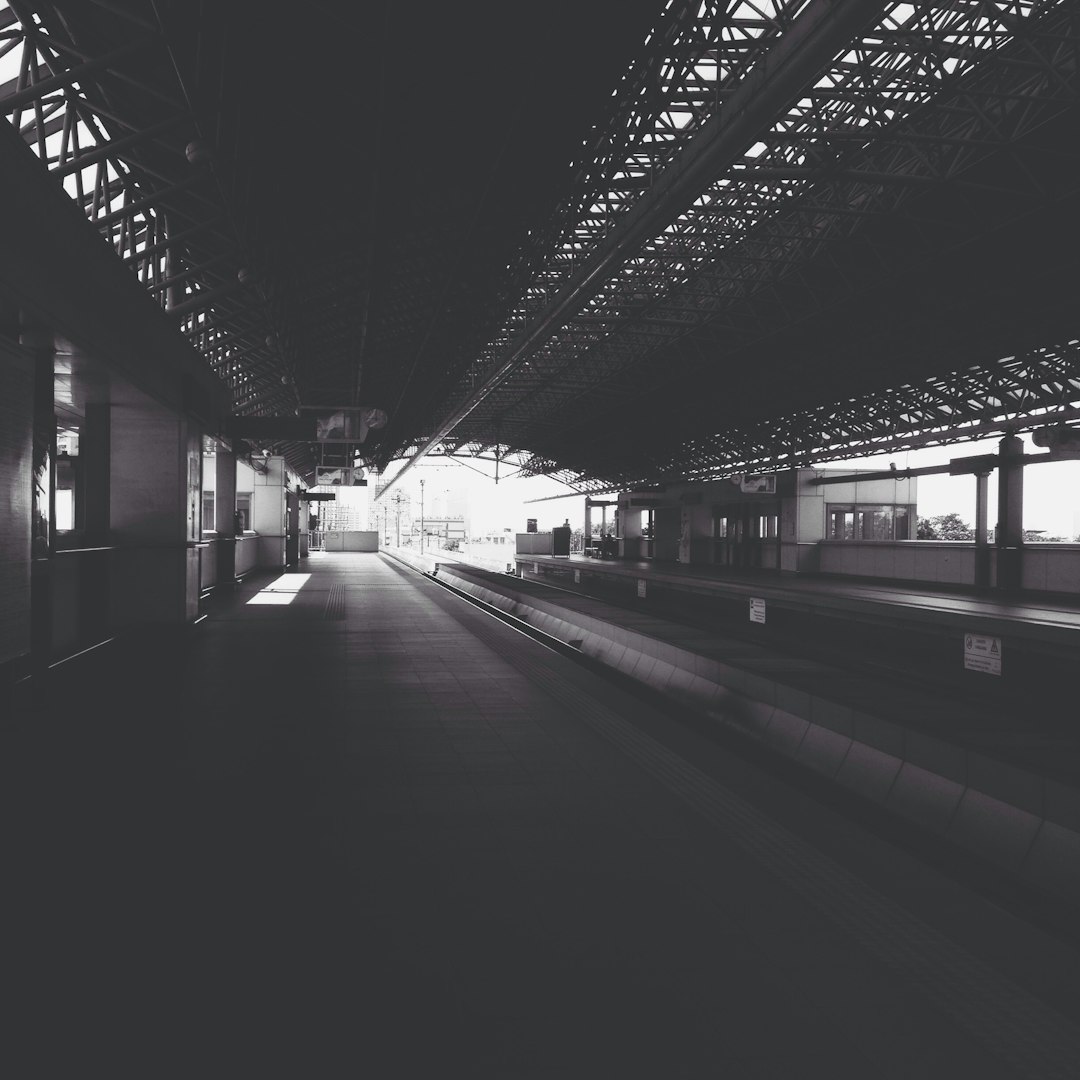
[416,0,1079,490]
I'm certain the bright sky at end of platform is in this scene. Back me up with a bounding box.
[377,435,1080,541]
[377,460,579,535]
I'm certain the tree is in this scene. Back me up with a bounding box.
[1022,529,1065,543]
[917,513,974,540]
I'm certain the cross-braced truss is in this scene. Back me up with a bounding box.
[512,340,1080,493]
[3,0,1079,492]
[398,0,1080,491]
[0,0,301,420]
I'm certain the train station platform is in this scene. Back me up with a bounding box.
[511,553,1080,663]
[10,551,1080,1078]
[499,553,1080,782]
[403,553,1079,904]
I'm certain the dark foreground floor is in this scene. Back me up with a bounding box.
[8,553,1080,1078]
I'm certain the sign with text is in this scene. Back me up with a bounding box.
[964,633,1002,675]
[637,579,647,598]
[749,597,766,624]
[316,466,366,486]
[740,473,777,494]
[311,407,387,444]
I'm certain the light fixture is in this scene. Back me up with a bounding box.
[185,139,212,166]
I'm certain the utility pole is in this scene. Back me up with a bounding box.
[390,492,403,547]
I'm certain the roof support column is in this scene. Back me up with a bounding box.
[82,404,112,546]
[0,332,35,678]
[215,440,239,590]
[974,469,991,590]
[24,324,55,670]
[995,434,1024,591]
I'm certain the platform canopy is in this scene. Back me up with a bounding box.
[3,0,1079,492]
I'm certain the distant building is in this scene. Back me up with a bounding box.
[415,516,466,544]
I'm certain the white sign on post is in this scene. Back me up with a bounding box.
[749,597,766,624]
[574,570,581,583]
[637,579,647,598]
[964,633,1002,675]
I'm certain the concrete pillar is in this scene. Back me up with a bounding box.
[285,487,300,569]
[678,506,691,563]
[974,470,990,589]
[995,434,1024,591]
[215,442,238,589]
[22,326,55,668]
[74,402,114,649]
[109,398,201,626]
[683,501,714,565]
[82,403,111,543]
[654,506,680,562]
[0,334,34,676]
[619,498,641,559]
[779,488,799,572]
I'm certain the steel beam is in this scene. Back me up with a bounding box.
[0,36,158,113]
[378,0,889,498]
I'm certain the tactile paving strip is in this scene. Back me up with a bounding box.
[430,576,1080,1079]
[324,583,346,620]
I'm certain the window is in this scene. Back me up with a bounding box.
[714,510,777,541]
[827,504,916,541]
[55,456,77,532]
[54,426,81,537]
[202,443,217,534]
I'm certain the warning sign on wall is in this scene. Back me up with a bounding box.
[749,597,766,624]
[964,633,1002,676]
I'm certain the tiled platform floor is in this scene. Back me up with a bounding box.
[9,553,1080,1078]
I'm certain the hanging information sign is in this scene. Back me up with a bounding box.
[740,474,777,494]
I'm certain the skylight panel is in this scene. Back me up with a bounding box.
[887,4,917,29]
[732,1,765,22]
